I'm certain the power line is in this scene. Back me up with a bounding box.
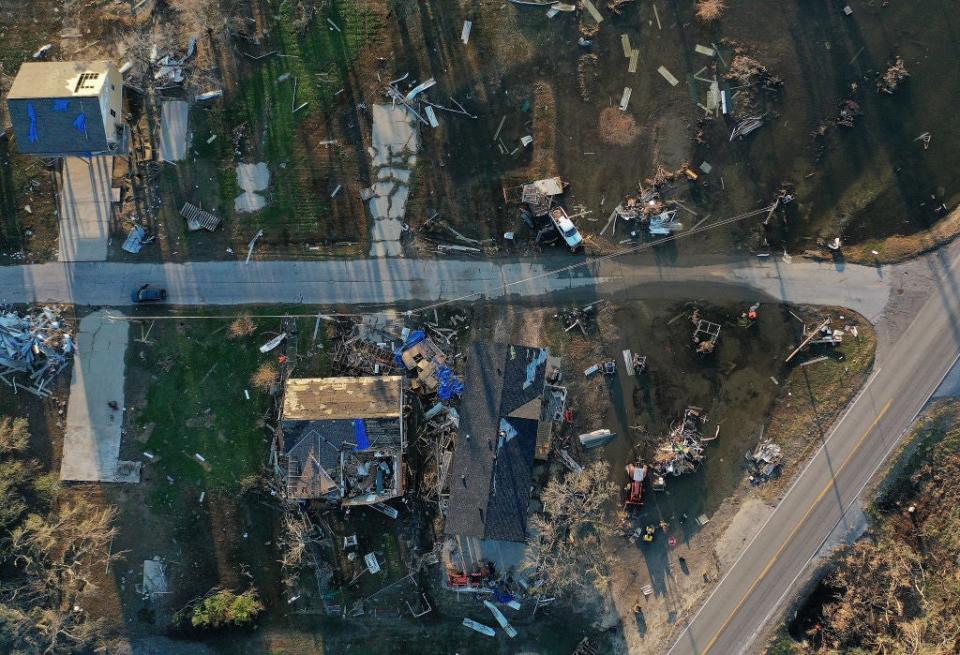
[107,204,773,322]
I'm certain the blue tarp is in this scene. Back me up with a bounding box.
[52,99,69,111]
[494,590,514,604]
[353,418,370,451]
[394,330,427,366]
[73,112,86,135]
[436,363,464,400]
[27,102,38,143]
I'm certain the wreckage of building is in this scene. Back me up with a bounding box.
[277,376,407,507]
[443,342,560,582]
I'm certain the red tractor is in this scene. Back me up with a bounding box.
[624,462,648,509]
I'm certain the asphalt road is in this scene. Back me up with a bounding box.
[668,244,960,655]
[0,254,890,319]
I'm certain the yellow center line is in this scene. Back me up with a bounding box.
[699,398,892,654]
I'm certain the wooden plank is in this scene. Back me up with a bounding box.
[619,87,632,111]
[582,0,603,23]
[621,34,632,58]
[657,65,679,86]
[628,49,639,73]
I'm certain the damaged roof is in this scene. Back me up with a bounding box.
[8,61,114,99]
[282,376,403,421]
[445,342,549,543]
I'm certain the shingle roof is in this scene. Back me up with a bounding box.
[282,417,402,471]
[282,376,403,420]
[483,417,538,541]
[445,342,549,543]
[444,342,506,539]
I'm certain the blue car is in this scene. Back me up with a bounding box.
[131,284,167,303]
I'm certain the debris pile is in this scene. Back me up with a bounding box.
[650,406,717,487]
[332,316,403,377]
[723,50,782,119]
[395,330,463,399]
[384,73,476,131]
[0,306,74,397]
[729,115,764,141]
[608,174,688,239]
[332,314,465,399]
[691,308,721,354]
[746,440,783,484]
[417,403,459,511]
[555,301,601,336]
[835,99,863,128]
[877,57,909,95]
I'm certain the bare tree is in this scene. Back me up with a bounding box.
[525,461,618,597]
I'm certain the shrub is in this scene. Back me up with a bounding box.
[696,0,727,22]
[175,588,263,630]
[228,314,257,339]
[250,362,278,392]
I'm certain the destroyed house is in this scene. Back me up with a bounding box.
[6,61,126,156]
[279,376,406,506]
[445,343,553,544]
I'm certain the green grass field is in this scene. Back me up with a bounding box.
[174,1,383,242]
[130,313,333,506]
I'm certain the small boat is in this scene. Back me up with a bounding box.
[258,332,287,353]
[624,462,648,508]
[462,617,496,637]
[579,429,615,449]
[483,600,518,638]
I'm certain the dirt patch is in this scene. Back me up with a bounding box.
[529,81,558,178]
[842,205,960,264]
[598,107,639,145]
[759,308,876,500]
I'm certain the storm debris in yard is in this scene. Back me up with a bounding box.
[746,440,783,484]
[724,51,783,119]
[0,305,74,396]
[877,56,909,94]
[650,406,718,488]
[691,308,721,354]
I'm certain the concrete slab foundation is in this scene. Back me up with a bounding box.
[60,309,139,483]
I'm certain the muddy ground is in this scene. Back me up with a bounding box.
[518,299,875,653]
[0,296,875,654]
[4,0,958,262]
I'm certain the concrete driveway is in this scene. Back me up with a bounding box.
[57,156,114,262]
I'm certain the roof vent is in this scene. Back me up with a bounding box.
[74,72,100,93]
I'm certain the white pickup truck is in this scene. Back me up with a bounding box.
[548,207,583,251]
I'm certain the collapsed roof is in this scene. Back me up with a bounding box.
[280,376,406,505]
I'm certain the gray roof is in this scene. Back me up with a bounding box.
[6,95,110,155]
[282,417,402,471]
[445,342,549,543]
[7,61,113,99]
